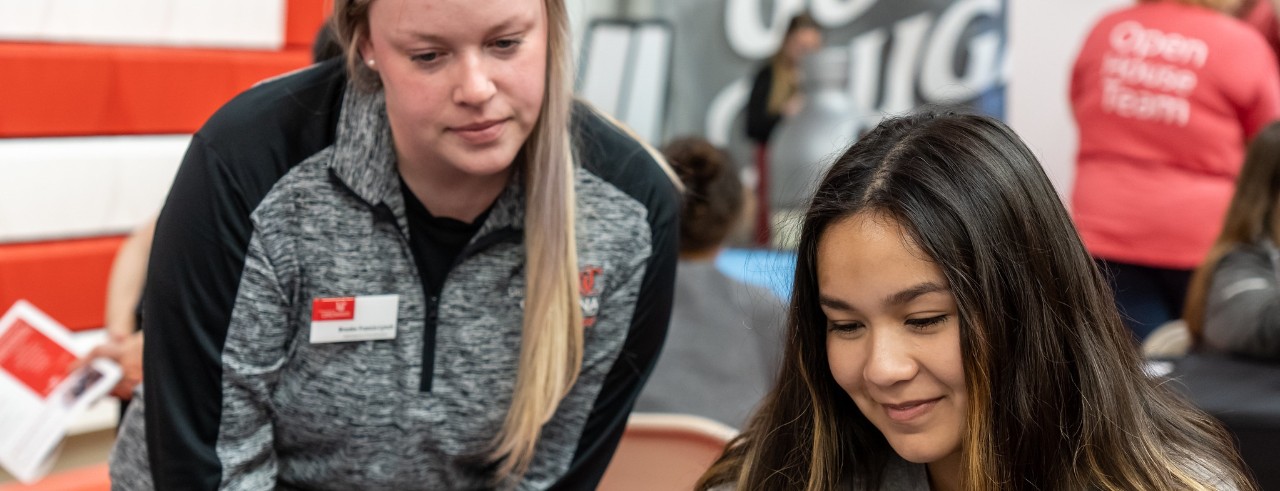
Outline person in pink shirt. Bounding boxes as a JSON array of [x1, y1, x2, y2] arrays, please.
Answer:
[[1071, 0, 1280, 341], [1238, 0, 1280, 64]]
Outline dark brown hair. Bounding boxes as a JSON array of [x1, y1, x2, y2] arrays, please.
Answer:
[[786, 12, 819, 37], [1185, 120, 1280, 341], [663, 137, 745, 253], [311, 21, 343, 63], [698, 111, 1255, 491]]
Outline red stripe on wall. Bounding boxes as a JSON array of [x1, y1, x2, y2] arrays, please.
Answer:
[[0, 237, 124, 332], [286, 0, 333, 49], [0, 43, 312, 137]]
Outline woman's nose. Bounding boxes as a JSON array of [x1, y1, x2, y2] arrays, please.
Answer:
[[453, 55, 496, 106], [862, 329, 919, 387]]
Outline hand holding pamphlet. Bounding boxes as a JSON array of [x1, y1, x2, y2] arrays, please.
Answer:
[[0, 300, 121, 484]]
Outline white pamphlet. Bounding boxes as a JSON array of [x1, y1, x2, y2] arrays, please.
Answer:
[[0, 300, 121, 484]]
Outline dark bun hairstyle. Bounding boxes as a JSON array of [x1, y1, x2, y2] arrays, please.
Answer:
[[662, 137, 745, 253]]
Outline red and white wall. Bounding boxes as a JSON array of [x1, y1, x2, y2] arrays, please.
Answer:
[[0, 0, 331, 334]]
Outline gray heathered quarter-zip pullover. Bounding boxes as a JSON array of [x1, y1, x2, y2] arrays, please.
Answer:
[[108, 58, 679, 490]]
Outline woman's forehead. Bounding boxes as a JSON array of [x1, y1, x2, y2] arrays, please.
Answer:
[[369, 0, 545, 39], [816, 214, 947, 301]]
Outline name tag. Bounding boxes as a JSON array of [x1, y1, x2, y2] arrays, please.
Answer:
[[309, 294, 399, 344]]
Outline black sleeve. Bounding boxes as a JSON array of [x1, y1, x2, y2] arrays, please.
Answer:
[[549, 148, 680, 490], [745, 64, 781, 145], [142, 135, 261, 490], [140, 62, 343, 490]]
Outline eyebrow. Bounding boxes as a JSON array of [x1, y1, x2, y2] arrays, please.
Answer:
[[818, 282, 949, 311], [404, 15, 534, 44]]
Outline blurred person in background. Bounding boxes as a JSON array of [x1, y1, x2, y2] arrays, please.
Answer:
[[75, 220, 153, 406], [1184, 120, 1280, 359], [1070, 0, 1280, 341], [634, 137, 785, 429], [744, 12, 822, 245], [1237, 0, 1280, 65]]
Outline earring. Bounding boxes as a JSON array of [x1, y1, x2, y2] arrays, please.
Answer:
[[366, 58, 376, 69]]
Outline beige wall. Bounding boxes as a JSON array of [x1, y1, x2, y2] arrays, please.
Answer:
[[1007, 0, 1128, 200]]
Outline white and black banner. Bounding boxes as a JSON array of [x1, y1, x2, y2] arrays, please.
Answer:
[[650, 0, 1007, 151]]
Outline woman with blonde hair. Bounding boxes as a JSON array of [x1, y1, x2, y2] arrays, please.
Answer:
[[1185, 121, 1280, 359], [744, 12, 822, 149], [108, 0, 679, 488], [744, 11, 822, 244], [698, 111, 1255, 490]]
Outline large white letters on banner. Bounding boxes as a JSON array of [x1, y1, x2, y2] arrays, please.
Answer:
[[724, 0, 807, 59], [810, 0, 876, 27], [880, 12, 933, 116], [690, 0, 1006, 148], [921, 0, 1003, 101], [707, 78, 752, 147], [848, 28, 887, 119]]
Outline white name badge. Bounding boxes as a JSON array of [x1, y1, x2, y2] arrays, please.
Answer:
[[309, 294, 399, 344]]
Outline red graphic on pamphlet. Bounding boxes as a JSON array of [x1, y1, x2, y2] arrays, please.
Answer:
[[0, 318, 77, 399], [312, 297, 356, 321]]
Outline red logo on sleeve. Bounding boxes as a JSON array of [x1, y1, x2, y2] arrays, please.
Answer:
[[579, 266, 604, 327], [579, 266, 603, 296], [312, 297, 356, 321]]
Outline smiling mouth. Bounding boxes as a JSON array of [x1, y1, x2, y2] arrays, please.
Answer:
[[882, 397, 942, 423]]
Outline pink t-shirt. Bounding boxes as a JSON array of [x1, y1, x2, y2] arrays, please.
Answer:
[[1071, 1, 1280, 269], [1241, 0, 1280, 63]]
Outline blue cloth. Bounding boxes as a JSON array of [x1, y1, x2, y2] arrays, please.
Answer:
[[1094, 258, 1192, 341], [716, 248, 796, 301]]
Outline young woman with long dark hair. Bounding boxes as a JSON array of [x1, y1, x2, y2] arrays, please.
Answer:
[[699, 112, 1254, 490]]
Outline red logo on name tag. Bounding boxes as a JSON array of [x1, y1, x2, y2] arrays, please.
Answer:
[[312, 297, 356, 321]]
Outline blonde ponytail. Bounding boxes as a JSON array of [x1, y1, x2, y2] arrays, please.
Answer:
[[490, 0, 583, 480]]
